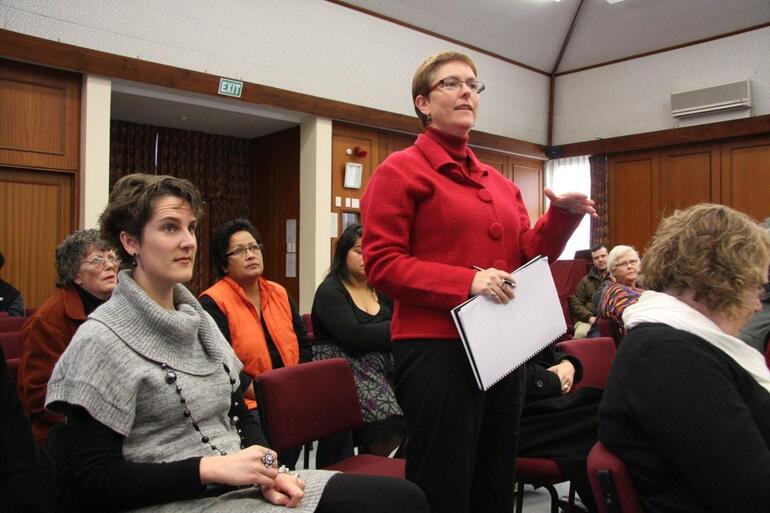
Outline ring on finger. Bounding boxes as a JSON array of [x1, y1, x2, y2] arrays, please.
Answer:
[[261, 451, 276, 469]]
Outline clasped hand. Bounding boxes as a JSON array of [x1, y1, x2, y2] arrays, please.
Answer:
[[199, 445, 305, 507], [547, 360, 576, 394]]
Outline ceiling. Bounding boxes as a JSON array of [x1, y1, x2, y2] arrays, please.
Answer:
[[110, 80, 301, 140], [339, 0, 770, 74], [111, 0, 770, 138]]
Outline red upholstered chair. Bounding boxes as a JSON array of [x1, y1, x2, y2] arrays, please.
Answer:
[[302, 313, 313, 341], [514, 457, 571, 513], [515, 337, 616, 512], [0, 311, 8, 317], [0, 331, 21, 382], [597, 318, 623, 346], [25, 307, 37, 317], [587, 442, 643, 513], [255, 358, 405, 477], [556, 337, 616, 391], [0, 316, 26, 333]]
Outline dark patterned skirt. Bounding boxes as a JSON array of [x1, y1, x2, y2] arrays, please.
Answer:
[[313, 344, 403, 425]]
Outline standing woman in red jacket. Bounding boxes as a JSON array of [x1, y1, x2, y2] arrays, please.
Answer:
[[360, 51, 595, 513]]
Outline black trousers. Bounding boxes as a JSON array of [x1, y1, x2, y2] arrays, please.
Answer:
[[315, 473, 429, 513], [393, 339, 526, 513]]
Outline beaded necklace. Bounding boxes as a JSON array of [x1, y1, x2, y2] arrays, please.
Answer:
[[160, 361, 243, 455]]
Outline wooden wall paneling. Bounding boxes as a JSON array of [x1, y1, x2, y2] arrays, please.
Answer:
[[509, 156, 544, 225], [0, 59, 80, 171], [251, 127, 301, 301], [0, 168, 75, 307], [331, 124, 380, 254], [608, 152, 660, 253], [659, 143, 720, 218], [473, 148, 507, 174], [379, 131, 416, 165], [720, 134, 770, 223]]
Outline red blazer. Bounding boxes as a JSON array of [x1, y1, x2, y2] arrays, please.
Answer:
[[18, 287, 86, 445], [361, 128, 582, 341]]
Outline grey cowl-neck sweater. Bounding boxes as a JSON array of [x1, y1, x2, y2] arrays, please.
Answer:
[[46, 270, 333, 512]]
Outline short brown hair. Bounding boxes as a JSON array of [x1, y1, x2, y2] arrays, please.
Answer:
[[412, 51, 478, 127], [99, 173, 204, 261], [641, 203, 770, 319]]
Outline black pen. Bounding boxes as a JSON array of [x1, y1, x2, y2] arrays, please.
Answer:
[[472, 266, 515, 288]]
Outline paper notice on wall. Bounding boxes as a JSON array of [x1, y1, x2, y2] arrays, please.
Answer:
[[330, 213, 338, 238], [351, 198, 360, 209], [285, 253, 297, 278], [286, 219, 297, 248]]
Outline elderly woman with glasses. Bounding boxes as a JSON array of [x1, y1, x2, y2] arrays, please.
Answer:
[[199, 219, 311, 467], [596, 245, 643, 336], [360, 50, 595, 513], [18, 229, 118, 446], [599, 204, 770, 513]]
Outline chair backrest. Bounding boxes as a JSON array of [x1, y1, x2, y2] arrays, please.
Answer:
[[0, 316, 26, 333], [255, 358, 362, 453], [302, 313, 313, 340], [0, 331, 22, 360], [556, 337, 616, 391], [588, 442, 643, 513], [550, 259, 590, 300]]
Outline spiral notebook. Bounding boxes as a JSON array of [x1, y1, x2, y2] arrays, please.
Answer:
[[451, 256, 566, 391]]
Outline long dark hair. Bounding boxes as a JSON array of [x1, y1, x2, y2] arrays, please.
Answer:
[[329, 223, 362, 282]]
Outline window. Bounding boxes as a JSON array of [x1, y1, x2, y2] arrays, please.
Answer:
[[544, 156, 591, 260]]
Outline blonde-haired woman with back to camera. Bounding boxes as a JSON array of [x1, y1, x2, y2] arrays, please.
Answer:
[[599, 204, 770, 513]]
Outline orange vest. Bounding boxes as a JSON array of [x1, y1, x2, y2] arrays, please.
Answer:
[[201, 276, 300, 408]]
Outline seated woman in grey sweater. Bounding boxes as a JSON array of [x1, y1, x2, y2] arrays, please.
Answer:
[[45, 173, 428, 513]]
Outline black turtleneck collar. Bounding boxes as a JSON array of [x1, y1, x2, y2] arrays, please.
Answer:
[[74, 283, 107, 316]]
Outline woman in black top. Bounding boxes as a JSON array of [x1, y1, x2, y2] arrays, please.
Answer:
[[311, 224, 404, 462], [519, 346, 599, 512], [599, 204, 770, 513]]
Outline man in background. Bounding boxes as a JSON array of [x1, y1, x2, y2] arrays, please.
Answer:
[[570, 244, 609, 339]]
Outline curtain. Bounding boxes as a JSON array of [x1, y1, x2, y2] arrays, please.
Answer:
[[589, 154, 609, 248], [545, 156, 591, 259], [110, 120, 255, 294]]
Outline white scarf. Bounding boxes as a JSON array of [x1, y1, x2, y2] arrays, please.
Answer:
[[623, 290, 770, 394]]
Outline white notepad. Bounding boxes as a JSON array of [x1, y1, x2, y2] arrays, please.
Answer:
[[451, 256, 566, 391]]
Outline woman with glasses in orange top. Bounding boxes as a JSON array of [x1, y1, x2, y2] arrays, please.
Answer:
[[18, 229, 119, 446], [200, 219, 311, 468], [361, 50, 595, 513]]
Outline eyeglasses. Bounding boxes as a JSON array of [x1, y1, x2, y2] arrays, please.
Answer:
[[82, 256, 121, 270], [429, 76, 486, 94], [226, 243, 263, 258], [613, 258, 639, 269]]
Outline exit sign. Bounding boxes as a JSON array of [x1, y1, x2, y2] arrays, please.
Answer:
[[218, 78, 243, 98]]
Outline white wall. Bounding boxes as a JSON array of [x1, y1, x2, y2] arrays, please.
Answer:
[[80, 74, 111, 229], [553, 27, 770, 145], [1, 0, 550, 144]]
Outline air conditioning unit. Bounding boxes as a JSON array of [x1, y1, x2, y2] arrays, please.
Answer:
[[671, 80, 751, 118]]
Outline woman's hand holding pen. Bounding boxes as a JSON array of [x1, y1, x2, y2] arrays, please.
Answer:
[[471, 267, 516, 304]]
